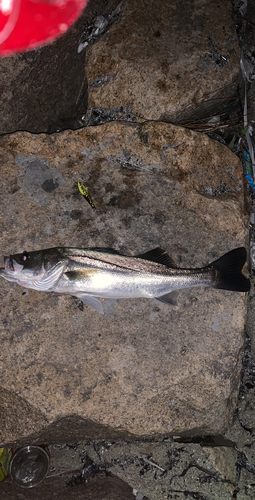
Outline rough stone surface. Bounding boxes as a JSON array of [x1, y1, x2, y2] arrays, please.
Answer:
[[0, 0, 121, 134], [1, 473, 135, 500], [85, 0, 241, 124], [0, 121, 248, 445]]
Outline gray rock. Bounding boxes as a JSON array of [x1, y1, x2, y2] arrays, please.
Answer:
[[85, 0, 241, 124], [0, 121, 248, 445]]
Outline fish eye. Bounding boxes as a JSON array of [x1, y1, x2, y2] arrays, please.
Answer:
[[22, 251, 30, 261]]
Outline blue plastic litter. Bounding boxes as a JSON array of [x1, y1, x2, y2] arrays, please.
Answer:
[[244, 148, 255, 190]]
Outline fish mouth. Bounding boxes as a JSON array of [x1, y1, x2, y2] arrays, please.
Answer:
[[4, 256, 24, 274]]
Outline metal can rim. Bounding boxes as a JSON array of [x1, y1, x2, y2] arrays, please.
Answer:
[[9, 445, 49, 488]]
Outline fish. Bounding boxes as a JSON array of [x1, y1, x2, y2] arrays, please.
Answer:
[[78, 181, 96, 209], [0, 246, 250, 314]]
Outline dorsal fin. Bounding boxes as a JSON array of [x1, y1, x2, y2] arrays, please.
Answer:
[[135, 247, 176, 268]]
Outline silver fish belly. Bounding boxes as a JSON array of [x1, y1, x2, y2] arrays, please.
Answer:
[[0, 246, 250, 314]]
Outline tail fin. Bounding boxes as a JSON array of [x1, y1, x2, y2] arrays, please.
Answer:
[[209, 247, 250, 292]]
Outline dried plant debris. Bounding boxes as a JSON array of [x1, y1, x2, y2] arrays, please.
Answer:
[[77, 2, 123, 54], [66, 455, 107, 487], [49, 105, 137, 133], [178, 96, 244, 135], [83, 106, 137, 127], [207, 36, 230, 69]]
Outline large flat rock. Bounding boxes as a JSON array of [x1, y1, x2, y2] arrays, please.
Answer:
[[0, 121, 248, 445], [85, 0, 241, 124]]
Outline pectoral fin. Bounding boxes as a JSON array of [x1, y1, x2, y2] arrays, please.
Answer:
[[74, 293, 104, 314]]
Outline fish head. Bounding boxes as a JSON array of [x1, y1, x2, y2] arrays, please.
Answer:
[[2, 250, 45, 283], [0, 248, 64, 288]]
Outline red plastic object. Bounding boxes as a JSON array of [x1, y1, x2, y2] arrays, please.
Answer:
[[0, 0, 89, 56]]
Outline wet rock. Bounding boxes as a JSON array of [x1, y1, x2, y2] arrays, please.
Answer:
[[85, 0, 241, 124], [0, 0, 121, 134], [0, 121, 248, 445]]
